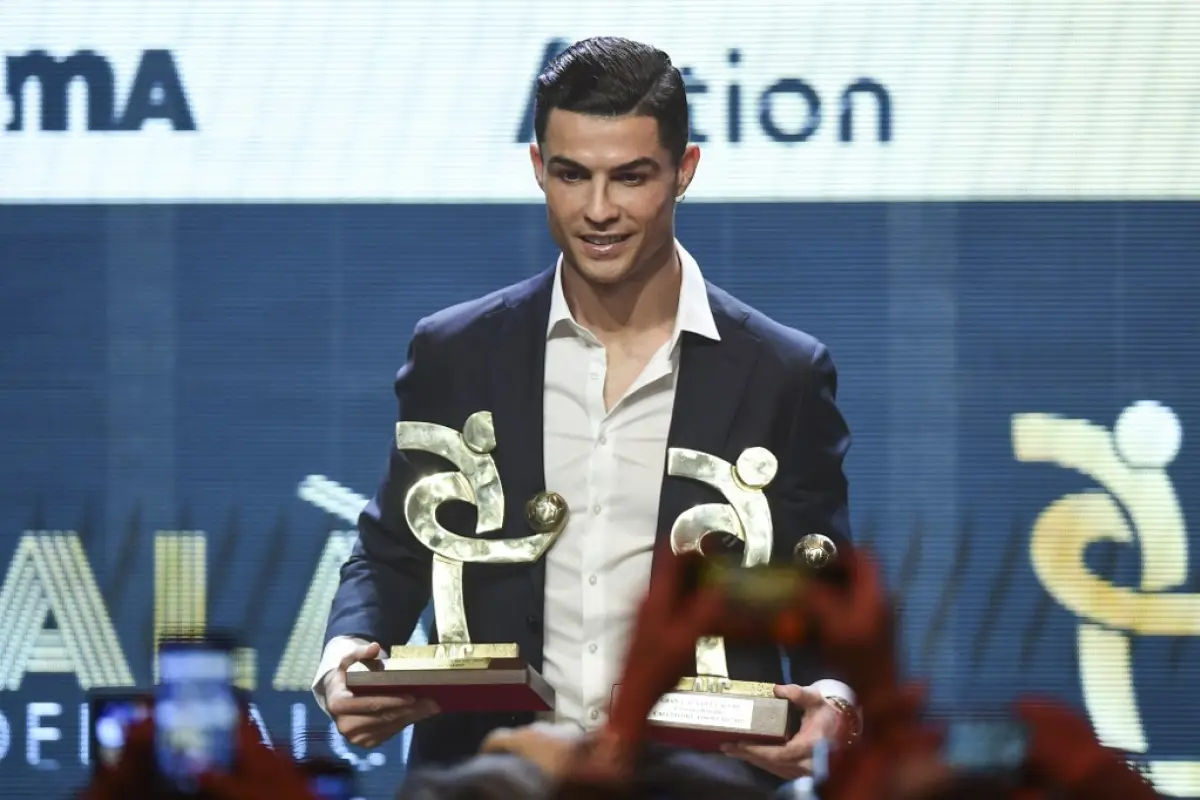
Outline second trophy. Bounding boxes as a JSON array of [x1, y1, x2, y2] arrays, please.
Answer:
[[634, 446, 800, 751]]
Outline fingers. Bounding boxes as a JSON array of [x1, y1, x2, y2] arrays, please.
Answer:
[[774, 683, 827, 710], [808, 547, 883, 618], [646, 548, 704, 614], [479, 726, 516, 753], [328, 693, 412, 718], [336, 695, 439, 719], [329, 690, 439, 750], [660, 586, 724, 656], [852, 550, 883, 604], [1014, 697, 1102, 764], [197, 771, 252, 800], [682, 585, 725, 633], [641, 544, 678, 608], [723, 742, 785, 761], [120, 716, 156, 760], [338, 641, 383, 673], [328, 687, 426, 716], [722, 742, 812, 779], [336, 699, 439, 748], [236, 715, 266, 751], [1015, 696, 1092, 734], [479, 724, 565, 755]]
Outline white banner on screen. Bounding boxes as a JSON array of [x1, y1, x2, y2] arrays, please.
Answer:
[[1, 0, 1197, 202]]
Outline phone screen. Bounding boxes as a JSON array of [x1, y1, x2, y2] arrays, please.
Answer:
[[90, 692, 153, 772], [154, 640, 239, 792], [309, 772, 357, 800], [301, 759, 359, 800], [942, 720, 1029, 772]]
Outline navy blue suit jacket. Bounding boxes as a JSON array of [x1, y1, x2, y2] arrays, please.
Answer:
[[324, 267, 853, 768]]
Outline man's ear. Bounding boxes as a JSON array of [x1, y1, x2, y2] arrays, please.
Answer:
[[675, 144, 701, 198], [530, 143, 546, 192]]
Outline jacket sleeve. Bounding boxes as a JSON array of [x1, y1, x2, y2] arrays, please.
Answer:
[[322, 321, 440, 652], [772, 343, 855, 689]]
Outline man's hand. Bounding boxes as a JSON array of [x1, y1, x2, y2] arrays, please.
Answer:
[[479, 721, 589, 780], [722, 684, 847, 780], [324, 641, 439, 749]]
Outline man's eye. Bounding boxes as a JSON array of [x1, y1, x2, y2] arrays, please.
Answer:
[[559, 171, 584, 183], [617, 174, 646, 185]]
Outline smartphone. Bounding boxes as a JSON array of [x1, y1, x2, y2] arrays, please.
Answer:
[[696, 556, 805, 606], [942, 719, 1029, 774], [89, 690, 153, 772], [154, 636, 240, 793], [300, 758, 359, 800]]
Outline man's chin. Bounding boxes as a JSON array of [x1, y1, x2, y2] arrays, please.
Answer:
[[570, 255, 635, 286]]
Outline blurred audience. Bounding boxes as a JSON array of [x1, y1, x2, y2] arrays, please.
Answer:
[[78, 542, 1161, 799], [81, 714, 321, 800]]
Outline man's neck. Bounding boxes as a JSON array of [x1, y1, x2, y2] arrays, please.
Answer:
[[562, 243, 681, 346]]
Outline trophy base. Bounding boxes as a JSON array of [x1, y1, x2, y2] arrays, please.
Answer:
[[345, 643, 554, 713], [631, 678, 799, 753]]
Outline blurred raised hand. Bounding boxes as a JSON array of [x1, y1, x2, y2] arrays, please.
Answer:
[[199, 715, 320, 800]]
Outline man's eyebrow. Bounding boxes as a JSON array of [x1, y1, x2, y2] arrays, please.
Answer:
[[546, 155, 588, 171], [545, 156, 661, 172], [609, 157, 661, 172]]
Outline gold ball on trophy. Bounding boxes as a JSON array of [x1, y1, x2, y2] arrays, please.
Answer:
[[795, 533, 837, 570], [526, 491, 569, 534], [734, 447, 779, 490], [463, 411, 497, 454]]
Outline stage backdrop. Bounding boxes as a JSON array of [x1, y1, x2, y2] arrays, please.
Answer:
[[1, 2, 1199, 798]]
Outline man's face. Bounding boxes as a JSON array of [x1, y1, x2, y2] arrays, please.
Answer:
[[531, 109, 699, 286]]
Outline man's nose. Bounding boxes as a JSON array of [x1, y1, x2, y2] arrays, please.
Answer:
[[584, 182, 619, 227]]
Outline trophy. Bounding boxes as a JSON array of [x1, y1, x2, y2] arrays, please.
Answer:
[[346, 411, 568, 712], [633, 446, 835, 751]]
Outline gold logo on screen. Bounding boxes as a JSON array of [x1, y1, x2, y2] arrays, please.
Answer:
[[1013, 401, 1200, 797]]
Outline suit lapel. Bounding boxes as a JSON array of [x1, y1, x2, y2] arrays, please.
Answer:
[[654, 286, 760, 549], [484, 272, 759, 585], [485, 268, 554, 588]]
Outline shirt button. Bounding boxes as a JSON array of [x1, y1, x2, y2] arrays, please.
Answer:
[[592, 504, 601, 515], [598, 434, 608, 445], [588, 575, 597, 586], [589, 708, 600, 721], [588, 643, 598, 654]]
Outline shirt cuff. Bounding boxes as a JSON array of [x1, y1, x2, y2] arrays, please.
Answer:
[[311, 635, 371, 716], [809, 679, 857, 706], [774, 776, 817, 800], [810, 679, 863, 732]]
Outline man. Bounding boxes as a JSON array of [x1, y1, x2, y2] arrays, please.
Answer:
[[313, 36, 857, 781]]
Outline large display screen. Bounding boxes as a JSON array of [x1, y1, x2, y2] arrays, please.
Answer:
[[1, 2, 1198, 797]]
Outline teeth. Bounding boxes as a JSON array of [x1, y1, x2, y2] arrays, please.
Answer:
[[583, 235, 626, 245]]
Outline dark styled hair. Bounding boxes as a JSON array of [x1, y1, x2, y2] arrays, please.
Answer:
[[533, 37, 689, 164]]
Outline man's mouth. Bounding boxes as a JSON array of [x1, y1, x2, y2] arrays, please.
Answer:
[[580, 234, 632, 246]]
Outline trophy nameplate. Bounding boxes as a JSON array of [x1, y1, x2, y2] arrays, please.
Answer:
[[638, 446, 801, 752], [346, 411, 567, 712]]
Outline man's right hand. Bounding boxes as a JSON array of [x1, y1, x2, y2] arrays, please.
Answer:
[[324, 641, 440, 749]]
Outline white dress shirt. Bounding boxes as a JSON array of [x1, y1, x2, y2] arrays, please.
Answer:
[[313, 242, 854, 727], [538, 242, 720, 728]]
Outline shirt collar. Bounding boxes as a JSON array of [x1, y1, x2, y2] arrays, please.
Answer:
[[546, 239, 721, 347]]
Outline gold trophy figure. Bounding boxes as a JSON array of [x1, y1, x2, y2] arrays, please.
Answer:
[[346, 411, 567, 712], [638, 446, 803, 750]]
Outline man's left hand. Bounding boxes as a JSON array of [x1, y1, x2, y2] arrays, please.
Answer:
[[722, 684, 850, 780]]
